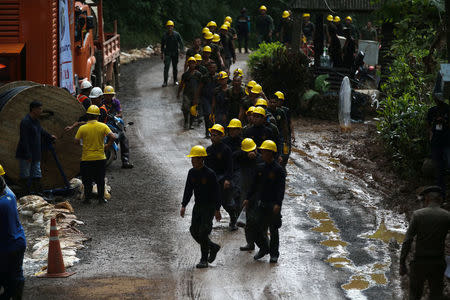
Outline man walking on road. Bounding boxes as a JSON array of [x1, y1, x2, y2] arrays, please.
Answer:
[[181, 145, 222, 268], [255, 5, 274, 44], [74, 105, 115, 204], [400, 186, 450, 300], [16, 101, 56, 195], [245, 140, 285, 263], [178, 57, 202, 130], [161, 20, 184, 87], [205, 124, 238, 230], [236, 8, 250, 53], [0, 164, 26, 300]]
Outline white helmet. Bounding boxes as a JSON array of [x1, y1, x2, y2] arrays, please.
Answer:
[[89, 87, 103, 98], [80, 80, 92, 90]]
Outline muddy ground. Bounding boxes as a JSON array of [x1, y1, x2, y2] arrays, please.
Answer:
[[20, 55, 448, 299]]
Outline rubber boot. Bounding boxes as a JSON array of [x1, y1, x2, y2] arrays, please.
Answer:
[[19, 178, 30, 197], [196, 249, 209, 268], [13, 281, 24, 300], [207, 242, 220, 263], [31, 178, 44, 196]]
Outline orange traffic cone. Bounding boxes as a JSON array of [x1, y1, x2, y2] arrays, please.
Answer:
[[38, 218, 75, 278]]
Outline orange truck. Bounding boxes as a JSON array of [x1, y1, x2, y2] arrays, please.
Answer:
[[0, 0, 120, 93]]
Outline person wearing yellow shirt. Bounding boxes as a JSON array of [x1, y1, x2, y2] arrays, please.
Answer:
[[74, 105, 115, 204]]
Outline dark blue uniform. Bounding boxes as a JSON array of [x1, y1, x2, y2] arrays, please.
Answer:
[[243, 123, 282, 154], [0, 185, 26, 299], [182, 166, 220, 262], [205, 142, 237, 226], [247, 160, 286, 257]]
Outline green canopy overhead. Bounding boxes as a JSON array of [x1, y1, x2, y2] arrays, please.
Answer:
[[290, 0, 380, 12]]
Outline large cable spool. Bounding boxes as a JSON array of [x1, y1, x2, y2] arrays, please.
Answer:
[[0, 82, 85, 188]]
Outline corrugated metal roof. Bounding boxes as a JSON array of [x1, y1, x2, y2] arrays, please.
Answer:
[[290, 0, 380, 11]]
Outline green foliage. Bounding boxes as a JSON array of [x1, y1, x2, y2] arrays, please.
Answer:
[[314, 74, 330, 93], [248, 42, 312, 114], [375, 0, 445, 177], [103, 0, 291, 49]]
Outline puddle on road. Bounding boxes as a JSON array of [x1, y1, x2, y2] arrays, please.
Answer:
[[308, 208, 392, 294], [342, 275, 370, 290], [366, 219, 405, 244]]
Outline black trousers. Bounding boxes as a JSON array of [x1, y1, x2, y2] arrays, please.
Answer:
[[118, 132, 130, 163], [189, 203, 218, 261], [409, 259, 445, 300], [252, 206, 282, 257], [80, 159, 106, 200], [163, 53, 178, 83], [219, 181, 237, 225], [237, 32, 249, 52], [431, 144, 449, 198], [0, 249, 25, 300]]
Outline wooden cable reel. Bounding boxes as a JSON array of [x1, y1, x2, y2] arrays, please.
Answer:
[[0, 82, 84, 188]]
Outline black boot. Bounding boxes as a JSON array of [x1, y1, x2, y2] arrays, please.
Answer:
[[121, 160, 134, 169], [18, 178, 30, 197], [31, 178, 44, 196], [253, 249, 269, 260], [196, 249, 209, 268], [240, 244, 255, 251], [208, 243, 220, 263], [13, 280, 24, 300]]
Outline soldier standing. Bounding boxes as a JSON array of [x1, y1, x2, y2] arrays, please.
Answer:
[[400, 186, 450, 300], [181, 145, 222, 268]]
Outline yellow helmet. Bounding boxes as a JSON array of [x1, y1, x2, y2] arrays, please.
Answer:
[[86, 105, 100, 115], [274, 91, 285, 100], [224, 21, 231, 27], [241, 138, 257, 152], [212, 33, 221, 42], [227, 118, 242, 128], [225, 16, 232, 23], [187, 56, 196, 62], [303, 13, 310, 18], [203, 45, 212, 52], [209, 124, 225, 135], [204, 32, 214, 40], [327, 15, 333, 22], [202, 27, 210, 34], [259, 140, 277, 152], [0, 164, 5, 176], [187, 145, 207, 157], [218, 71, 228, 80], [253, 106, 266, 117], [166, 20, 174, 26], [255, 98, 268, 107], [334, 16, 341, 23], [194, 54, 202, 61], [220, 24, 228, 30], [233, 68, 243, 77], [103, 85, 115, 95], [346, 16, 352, 22], [251, 84, 263, 94], [246, 106, 255, 115], [282, 11, 290, 18], [190, 105, 198, 117], [259, 5, 267, 11], [207, 21, 217, 27]]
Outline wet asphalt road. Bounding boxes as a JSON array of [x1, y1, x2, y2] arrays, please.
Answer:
[[24, 54, 406, 299]]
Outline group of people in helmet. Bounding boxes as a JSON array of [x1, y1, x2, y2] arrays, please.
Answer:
[[177, 44, 293, 268], [65, 81, 133, 204]]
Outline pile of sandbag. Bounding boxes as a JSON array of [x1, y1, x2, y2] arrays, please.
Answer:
[[17, 194, 87, 268], [120, 44, 161, 65]]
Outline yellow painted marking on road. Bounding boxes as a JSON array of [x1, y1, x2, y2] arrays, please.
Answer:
[[366, 219, 405, 243], [342, 275, 370, 290]]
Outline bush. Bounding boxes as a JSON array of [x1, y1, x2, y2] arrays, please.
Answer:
[[248, 42, 312, 114]]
